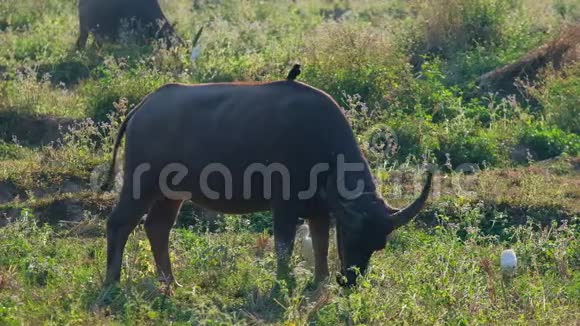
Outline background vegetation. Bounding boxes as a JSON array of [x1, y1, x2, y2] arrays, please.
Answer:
[[0, 0, 578, 324]]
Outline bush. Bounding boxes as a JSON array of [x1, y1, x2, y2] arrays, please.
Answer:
[[79, 59, 175, 120], [519, 126, 580, 160], [530, 63, 580, 134], [389, 118, 440, 162], [438, 133, 501, 167], [0, 69, 84, 118], [405, 0, 550, 86], [301, 22, 411, 104], [0, 140, 27, 160], [554, 0, 580, 21], [0, 0, 44, 29], [411, 0, 518, 56]]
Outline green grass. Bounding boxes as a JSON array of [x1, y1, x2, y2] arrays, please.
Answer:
[[0, 214, 577, 324], [0, 0, 579, 324], [0, 158, 577, 324]]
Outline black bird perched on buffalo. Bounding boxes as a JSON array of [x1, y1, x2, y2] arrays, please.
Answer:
[[76, 0, 183, 49], [287, 64, 301, 81]]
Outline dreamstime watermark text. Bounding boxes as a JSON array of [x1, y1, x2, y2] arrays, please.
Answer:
[[91, 155, 480, 201]]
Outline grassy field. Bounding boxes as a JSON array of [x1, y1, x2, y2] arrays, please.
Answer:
[[0, 0, 579, 324]]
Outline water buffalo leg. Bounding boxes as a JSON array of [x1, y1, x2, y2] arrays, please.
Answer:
[[272, 207, 298, 284], [144, 198, 183, 285], [309, 216, 330, 283], [104, 190, 150, 285], [76, 26, 89, 50]]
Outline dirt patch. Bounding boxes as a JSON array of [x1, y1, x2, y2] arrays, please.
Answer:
[[30, 175, 88, 199], [476, 24, 580, 96], [0, 65, 8, 80], [0, 192, 116, 225], [44, 198, 85, 223], [35, 60, 92, 87], [0, 192, 224, 229], [0, 111, 78, 146], [0, 174, 92, 210], [416, 199, 577, 238], [0, 181, 20, 204], [570, 157, 580, 170]]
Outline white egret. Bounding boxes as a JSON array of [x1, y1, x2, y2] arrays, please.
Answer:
[[500, 249, 517, 275], [297, 223, 314, 269]]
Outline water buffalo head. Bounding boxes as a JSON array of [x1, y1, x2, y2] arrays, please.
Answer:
[[329, 171, 433, 286]]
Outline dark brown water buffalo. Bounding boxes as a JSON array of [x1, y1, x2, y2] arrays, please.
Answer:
[[76, 0, 181, 49], [102, 79, 433, 287], [476, 24, 580, 96]]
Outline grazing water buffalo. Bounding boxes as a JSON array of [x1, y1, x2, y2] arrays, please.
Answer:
[[76, 0, 181, 49], [102, 79, 432, 287], [476, 24, 580, 96]]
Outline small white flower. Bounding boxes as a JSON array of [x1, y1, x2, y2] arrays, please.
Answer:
[[500, 249, 517, 275]]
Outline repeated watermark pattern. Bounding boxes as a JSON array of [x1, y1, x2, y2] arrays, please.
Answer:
[[89, 126, 481, 201], [91, 156, 479, 202]]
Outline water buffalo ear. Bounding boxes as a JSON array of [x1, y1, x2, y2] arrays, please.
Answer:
[[328, 194, 363, 230]]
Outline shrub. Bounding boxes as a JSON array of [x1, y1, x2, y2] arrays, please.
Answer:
[[79, 59, 174, 120], [389, 118, 440, 163], [411, 0, 518, 56], [0, 140, 27, 160], [407, 59, 467, 121], [437, 133, 501, 167], [554, 0, 580, 21], [519, 126, 580, 160], [0, 69, 84, 118], [405, 0, 551, 86], [301, 22, 411, 104], [0, 3, 77, 61], [530, 63, 580, 134], [0, 0, 43, 29]]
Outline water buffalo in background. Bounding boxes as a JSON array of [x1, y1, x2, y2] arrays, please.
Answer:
[[101, 78, 433, 287], [476, 24, 579, 96], [76, 0, 182, 49]]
